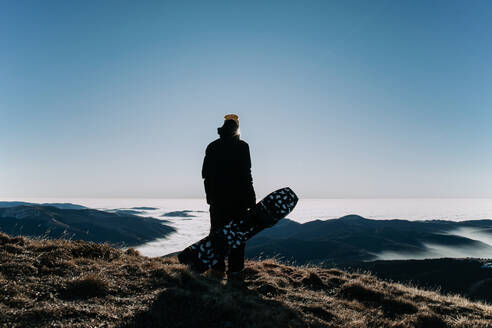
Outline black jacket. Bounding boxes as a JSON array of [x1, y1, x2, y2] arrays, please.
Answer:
[[202, 135, 256, 209]]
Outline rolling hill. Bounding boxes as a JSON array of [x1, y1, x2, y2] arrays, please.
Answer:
[[247, 215, 492, 265], [0, 205, 174, 247]]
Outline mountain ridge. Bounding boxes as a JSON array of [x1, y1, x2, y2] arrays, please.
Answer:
[[247, 216, 492, 264], [0, 205, 175, 246], [0, 201, 88, 210]]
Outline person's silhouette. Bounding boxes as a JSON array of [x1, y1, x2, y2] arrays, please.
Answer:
[[202, 114, 256, 274]]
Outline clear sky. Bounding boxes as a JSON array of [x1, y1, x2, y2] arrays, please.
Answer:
[[1, 0, 491, 199]]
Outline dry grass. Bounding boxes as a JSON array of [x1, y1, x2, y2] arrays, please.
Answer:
[[0, 231, 491, 328]]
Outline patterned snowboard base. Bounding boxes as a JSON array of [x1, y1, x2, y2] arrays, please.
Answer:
[[178, 187, 298, 273]]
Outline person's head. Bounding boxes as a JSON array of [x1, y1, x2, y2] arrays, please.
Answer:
[[218, 114, 240, 138]]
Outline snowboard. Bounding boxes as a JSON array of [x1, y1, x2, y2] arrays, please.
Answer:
[[178, 187, 298, 273]]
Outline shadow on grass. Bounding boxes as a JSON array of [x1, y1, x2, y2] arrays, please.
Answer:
[[121, 272, 305, 328]]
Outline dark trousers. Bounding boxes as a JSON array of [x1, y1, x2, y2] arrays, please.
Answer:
[[209, 205, 246, 273]]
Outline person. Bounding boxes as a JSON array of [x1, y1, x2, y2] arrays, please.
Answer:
[[202, 114, 256, 274]]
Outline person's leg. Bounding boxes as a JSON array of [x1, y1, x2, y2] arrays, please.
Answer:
[[226, 206, 247, 273], [227, 244, 245, 273], [209, 205, 226, 272]]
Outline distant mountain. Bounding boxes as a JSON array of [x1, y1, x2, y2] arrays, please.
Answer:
[[0, 201, 87, 210], [162, 210, 206, 217], [0, 205, 175, 246], [246, 215, 492, 265], [107, 209, 144, 215]]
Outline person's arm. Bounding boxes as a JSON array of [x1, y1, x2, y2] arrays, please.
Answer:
[[241, 143, 256, 208], [202, 145, 213, 205]]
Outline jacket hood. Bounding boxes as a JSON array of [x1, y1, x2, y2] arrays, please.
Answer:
[[218, 119, 239, 139]]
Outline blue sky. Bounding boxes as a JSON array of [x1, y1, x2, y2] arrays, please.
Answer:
[[1, 0, 491, 199]]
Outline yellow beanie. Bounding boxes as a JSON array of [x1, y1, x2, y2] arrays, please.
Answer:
[[224, 114, 239, 127]]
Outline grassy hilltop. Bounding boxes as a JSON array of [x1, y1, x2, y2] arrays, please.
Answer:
[[0, 232, 491, 328]]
